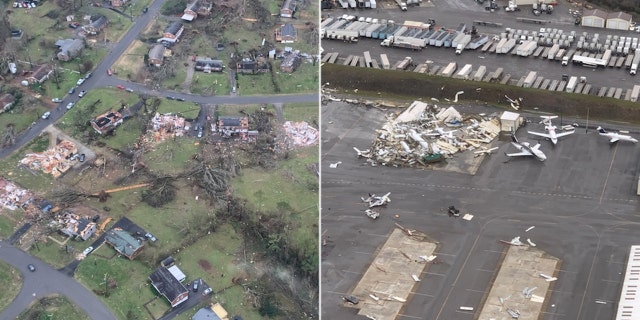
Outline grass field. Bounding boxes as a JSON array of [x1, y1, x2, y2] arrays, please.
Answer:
[[0, 260, 22, 313], [190, 72, 230, 96], [16, 295, 90, 320], [112, 40, 148, 80], [0, 133, 54, 192], [142, 138, 200, 176], [157, 100, 201, 120], [0, 101, 49, 136], [282, 103, 319, 123], [29, 238, 79, 269]]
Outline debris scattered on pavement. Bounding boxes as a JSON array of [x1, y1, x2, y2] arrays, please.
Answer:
[[525, 226, 535, 232], [361, 193, 391, 208], [329, 161, 342, 168], [527, 238, 537, 247], [539, 273, 558, 282], [462, 213, 474, 221], [364, 209, 379, 219]]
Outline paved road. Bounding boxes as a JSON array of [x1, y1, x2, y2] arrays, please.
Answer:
[[0, 241, 116, 320], [321, 102, 640, 319]]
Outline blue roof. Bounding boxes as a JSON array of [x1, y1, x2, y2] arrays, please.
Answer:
[[192, 308, 221, 320]]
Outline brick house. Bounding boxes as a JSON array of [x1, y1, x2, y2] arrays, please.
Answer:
[[148, 44, 166, 66], [110, 0, 127, 7], [149, 267, 189, 307], [280, 0, 296, 18], [194, 57, 223, 72]]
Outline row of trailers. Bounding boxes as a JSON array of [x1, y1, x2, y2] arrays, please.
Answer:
[[321, 17, 490, 52], [321, 50, 640, 103], [335, 0, 377, 9]]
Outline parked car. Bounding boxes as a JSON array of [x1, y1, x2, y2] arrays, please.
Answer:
[[41, 111, 51, 119], [165, 96, 175, 100], [27, 264, 36, 272], [203, 287, 212, 295], [145, 232, 157, 242], [66, 102, 74, 110], [68, 86, 76, 94], [125, 88, 134, 92], [116, 85, 125, 90], [51, 98, 62, 103], [107, 69, 112, 76], [142, 7, 148, 13], [192, 280, 199, 292], [78, 90, 86, 98], [176, 97, 185, 101], [197, 130, 203, 138], [84, 72, 92, 79], [68, 22, 79, 29], [76, 78, 85, 86], [79, 153, 85, 162], [82, 246, 94, 255]]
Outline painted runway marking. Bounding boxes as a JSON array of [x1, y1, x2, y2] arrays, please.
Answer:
[[353, 251, 372, 255], [424, 272, 446, 277], [410, 292, 435, 298], [476, 268, 495, 273], [465, 288, 487, 294], [397, 314, 423, 319], [600, 279, 620, 283], [340, 269, 361, 275]]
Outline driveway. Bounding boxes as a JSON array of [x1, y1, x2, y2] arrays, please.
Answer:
[[0, 241, 116, 320]]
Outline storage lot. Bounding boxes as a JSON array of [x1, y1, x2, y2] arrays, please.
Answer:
[[321, 102, 640, 319]]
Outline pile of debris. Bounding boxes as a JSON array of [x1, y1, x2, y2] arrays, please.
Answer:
[[355, 101, 501, 167], [0, 178, 33, 210], [282, 121, 318, 147], [20, 140, 78, 178], [144, 113, 188, 144]]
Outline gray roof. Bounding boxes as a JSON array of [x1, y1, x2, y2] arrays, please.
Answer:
[[89, 15, 108, 29], [281, 23, 296, 37], [55, 39, 84, 57], [607, 11, 632, 21], [105, 229, 143, 258], [192, 308, 222, 320], [149, 267, 188, 305], [165, 21, 183, 35], [583, 9, 607, 19], [219, 117, 243, 126], [149, 44, 166, 60]]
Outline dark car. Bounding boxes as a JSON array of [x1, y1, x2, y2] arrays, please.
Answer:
[[28, 264, 36, 272], [192, 280, 199, 292], [68, 22, 79, 29], [142, 7, 148, 13], [166, 96, 175, 100], [68, 86, 76, 94], [79, 154, 85, 162], [176, 97, 185, 101]]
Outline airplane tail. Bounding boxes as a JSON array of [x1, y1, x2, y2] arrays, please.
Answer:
[[511, 133, 519, 144]]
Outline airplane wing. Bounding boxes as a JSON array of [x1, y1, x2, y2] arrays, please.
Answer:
[[610, 137, 620, 143], [506, 150, 533, 157], [555, 130, 574, 138], [530, 143, 541, 151], [527, 131, 550, 139]]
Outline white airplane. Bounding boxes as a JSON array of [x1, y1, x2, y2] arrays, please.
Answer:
[[597, 126, 638, 144], [353, 147, 371, 158], [473, 146, 499, 157], [361, 192, 391, 208], [527, 116, 574, 145], [505, 135, 547, 161]]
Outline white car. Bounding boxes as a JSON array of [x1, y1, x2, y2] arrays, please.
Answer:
[[78, 90, 86, 98], [82, 246, 94, 255], [66, 102, 74, 110], [51, 98, 62, 103], [76, 78, 85, 86], [41, 111, 51, 119]]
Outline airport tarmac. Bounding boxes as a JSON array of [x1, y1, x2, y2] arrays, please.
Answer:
[[321, 101, 640, 319]]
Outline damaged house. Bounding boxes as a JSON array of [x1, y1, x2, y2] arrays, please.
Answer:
[[148, 44, 167, 66], [181, 0, 212, 21], [0, 178, 33, 211], [90, 110, 125, 134], [59, 213, 97, 241], [280, 0, 296, 18], [83, 15, 108, 35], [194, 57, 223, 73], [217, 116, 249, 137], [279, 52, 302, 73], [157, 21, 184, 46], [0, 93, 16, 112], [149, 267, 189, 307], [105, 228, 144, 259], [25, 64, 53, 84], [20, 140, 78, 178], [236, 57, 269, 74], [55, 39, 84, 61]]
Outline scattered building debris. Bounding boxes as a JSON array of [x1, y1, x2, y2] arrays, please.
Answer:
[[282, 121, 318, 147], [20, 140, 79, 178], [527, 238, 537, 247], [0, 178, 33, 210], [329, 161, 342, 168], [143, 113, 188, 144], [523, 286, 537, 299], [501, 236, 524, 246], [347, 100, 500, 167], [364, 209, 379, 219], [539, 273, 558, 282], [525, 226, 535, 232], [462, 213, 474, 221]]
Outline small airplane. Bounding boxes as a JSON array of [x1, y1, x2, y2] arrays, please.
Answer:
[[361, 192, 391, 208], [527, 116, 574, 145], [473, 146, 499, 157], [596, 126, 638, 144], [505, 135, 547, 161], [353, 147, 371, 158]]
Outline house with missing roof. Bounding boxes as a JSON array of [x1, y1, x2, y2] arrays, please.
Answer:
[[236, 58, 269, 74], [275, 23, 297, 43], [192, 303, 230, 320], [104, 228, 144, 259], [149, 267, 189, 307], [194, 57, 223, 73], [182, 0, 213, 21], [279, 52, 302, 73], [90, 110, 125, 134], [25, 64, 53, 84], [217, 116, 249, 138], [59, 213, 97, 241], [0, 94, 15, 112], [280, 0, 296, 18], [83, 15, 108, 35]]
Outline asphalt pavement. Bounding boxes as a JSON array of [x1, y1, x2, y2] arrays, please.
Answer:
[[321, 101, 640, 319]]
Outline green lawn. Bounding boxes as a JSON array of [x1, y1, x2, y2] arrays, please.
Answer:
[[157, 100, 201, 119], [0, 214, 19, 240], [191, 72, 231, 96], [274, 61, 318, 93], [0, 102, 49, 136], [142, 138, 200, 176], [0, 260, 22, 313], [282, 103, 319, 123], [16, 295, 90, 320], [29, 238, 80, 269], [0, 134, 54, 193], [162, 67, 188, 91]]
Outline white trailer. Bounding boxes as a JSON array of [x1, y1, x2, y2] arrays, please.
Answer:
[[547, 44, 559, 60], [348, 0, 357, 8], [572, 55, 607, 68], [517, 41, 537, 56], [363, 51, 372, 67], [395, 0, 407, 10], [565, 76, 578, 92], [473, 65, 487, 81], [631, 85, 640, 102], [326, 29, 359, 42], [321, 18, 335, 29], [495, 38, 507, 53], [523, 71, 537, 88], [440, 62, 457, 77], [555, 48, 566, 61], [630, 52, 640, 75], [454, 64, 473, 79], [370, 0, 377, 8], [395, 56, 413, 70], [380, 54, 390, 69], [499, 38, 517, 54]]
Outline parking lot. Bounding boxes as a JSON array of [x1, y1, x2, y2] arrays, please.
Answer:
[[321, 0, 640, 90], [321, 102, 640, 319]]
